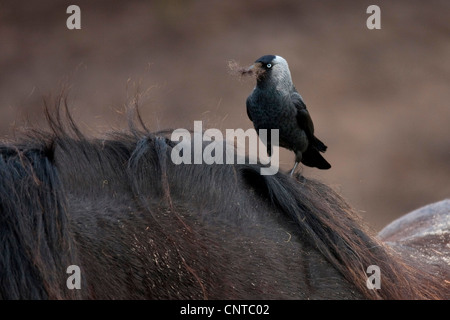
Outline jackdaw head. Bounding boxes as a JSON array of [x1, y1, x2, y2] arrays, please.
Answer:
[[244, 55, 292, 86]]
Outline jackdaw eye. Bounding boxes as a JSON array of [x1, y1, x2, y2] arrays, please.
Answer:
[[266, 63, 272, 68]]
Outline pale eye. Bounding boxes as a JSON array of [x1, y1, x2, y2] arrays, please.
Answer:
[[267, 63, 272, 68]]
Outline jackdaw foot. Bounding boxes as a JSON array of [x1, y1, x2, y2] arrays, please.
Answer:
[[290, 162, 299, 176]]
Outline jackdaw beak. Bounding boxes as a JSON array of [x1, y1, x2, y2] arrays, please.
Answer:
[[243, 62, 263, 77]]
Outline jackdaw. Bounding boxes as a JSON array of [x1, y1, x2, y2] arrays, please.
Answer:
[[244, 54, 331, 175]]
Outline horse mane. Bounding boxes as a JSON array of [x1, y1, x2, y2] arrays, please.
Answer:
[[0, 129, 82, 299], [244, 170, 447, 299], [0, 97, 446, 299]]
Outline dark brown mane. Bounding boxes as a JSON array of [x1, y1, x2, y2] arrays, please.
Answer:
[[239, 165, 447, 299], [0, 100, 447, 299]]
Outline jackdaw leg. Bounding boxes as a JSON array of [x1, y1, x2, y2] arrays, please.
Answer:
[[290, 162, 299, 176], [290, 151, 302, 176]]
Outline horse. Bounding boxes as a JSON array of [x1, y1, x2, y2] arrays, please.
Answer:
[[0, 102, 448, 299]]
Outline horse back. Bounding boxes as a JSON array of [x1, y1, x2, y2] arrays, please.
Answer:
[[379, 199, 450, 292]]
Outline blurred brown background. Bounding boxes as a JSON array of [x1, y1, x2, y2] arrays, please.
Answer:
[[1, 0, 449, 230]]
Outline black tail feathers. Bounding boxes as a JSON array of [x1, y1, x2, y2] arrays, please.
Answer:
[[301, 147, 331, 170], [313, 137, 328, 153]]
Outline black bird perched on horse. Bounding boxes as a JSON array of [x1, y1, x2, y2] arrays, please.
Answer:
[[244, 55, 331, 175], [0, 101, 448, 300]]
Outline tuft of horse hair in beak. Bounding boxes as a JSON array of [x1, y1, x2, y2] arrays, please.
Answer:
[[228, 61, 264, 78]]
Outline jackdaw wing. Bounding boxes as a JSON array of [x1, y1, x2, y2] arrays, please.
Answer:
[[292, 92, 328, 153], [292, 92, 315, 140]]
